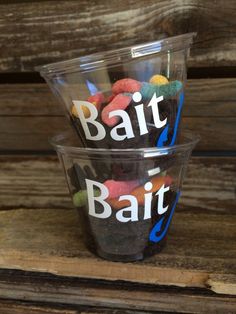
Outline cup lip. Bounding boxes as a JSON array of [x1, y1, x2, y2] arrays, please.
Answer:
[[50, 130, 200, 158], [36, 33, 196, 76]]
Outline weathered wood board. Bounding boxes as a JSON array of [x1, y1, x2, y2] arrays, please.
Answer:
[[1, 0, 236, 71], [0, 299, 166, 314], [1, 116, 235, 151], [1, 79, 236, 117], [0, 79, 236, 151], [0, 300, 80, 314], [0, 156, 235, 212], [0, 0, 235, 313], [0, 272, 236, 314], [0, 207, 235, 297]]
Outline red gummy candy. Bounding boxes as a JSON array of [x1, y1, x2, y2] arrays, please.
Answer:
[[87, 92, 105, 111], [108, 176, 173, 209], [106, 93, 116, 103], [101, 93, 132, 127], [112, 78, 142, 94], [104, 179, 140, 199]]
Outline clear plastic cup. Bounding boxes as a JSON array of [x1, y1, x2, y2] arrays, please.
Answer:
[[50, 130, 199, 262], [38, 33, 196, 149]]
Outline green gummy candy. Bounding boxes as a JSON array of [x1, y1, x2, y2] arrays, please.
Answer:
[[160, 171, 167, 177], [140, 80, 182, 99], [159, 80, 183, 98], [73, 189, 100, 207], [140, 82, 156, 99]]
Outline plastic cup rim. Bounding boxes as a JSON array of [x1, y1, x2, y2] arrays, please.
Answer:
[[36, 33, 196, 76], [49, 130, 200, 158]]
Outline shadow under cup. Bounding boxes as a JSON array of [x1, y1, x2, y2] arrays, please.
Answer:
[[50, 131, 199, 262], [38, 33, 196, 149]]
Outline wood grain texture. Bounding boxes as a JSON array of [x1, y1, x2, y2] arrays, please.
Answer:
[[180, 157, 236, 212], [0, 299, 153, 314], [0, 207, 235, 297], [0, 156, 235, 212], [0, 79, 236, 151], [0, 84, 61, 116], [184, 79, 236, 117], [208, 274, 236, 295], [0, 0, 236, 71], [183, 117, 236, 150], [0, 273, 236, 314], [1, 115, 235, 151], [0, 300, 78, 314], [0, 116, 68, 151], [0, 156, 71, 209], [1, 79, 236, 116]]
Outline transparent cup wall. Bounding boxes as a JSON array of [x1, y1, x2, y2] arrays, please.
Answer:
[[40, 33, 195, 149], [53, 131, 199, 262]]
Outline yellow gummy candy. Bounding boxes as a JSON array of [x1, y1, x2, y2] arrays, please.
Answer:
[[71, 105, 79, 117], [71, 102, 96, 118], [149, 74, 169, 85]]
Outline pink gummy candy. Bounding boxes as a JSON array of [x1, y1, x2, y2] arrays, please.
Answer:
[[165, 176, 172, 186], [112, 78, 142, 94], [106, 93, 116, 103], [87, 92, 105, 111], [101, 93, 132, 127], [104, 179, 140, 199]]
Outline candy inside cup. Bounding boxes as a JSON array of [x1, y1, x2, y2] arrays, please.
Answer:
[[50, 130, 199, 262], [38, 33, 196, 149]]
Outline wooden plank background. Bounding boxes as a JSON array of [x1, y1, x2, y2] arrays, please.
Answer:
[[0, 207, 235, 293], [0, 271, 235, 314], [0, 79, 235, 151], [1, 79, 236, 117], [0, 1, 236, 152], [0, 0, 236, 72], [0, 1, 236, 312], [0, 155, 235, 312], [0, 156, 235, 212], [0, 0, 236, 314]]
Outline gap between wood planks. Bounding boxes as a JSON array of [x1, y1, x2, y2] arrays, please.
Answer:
[[0, 67, 236, 84]]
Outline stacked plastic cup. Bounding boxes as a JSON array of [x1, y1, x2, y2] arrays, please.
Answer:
[[37, 33, 199, 262]]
